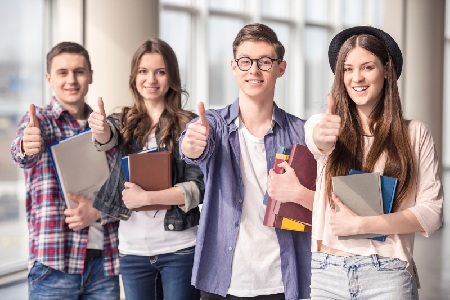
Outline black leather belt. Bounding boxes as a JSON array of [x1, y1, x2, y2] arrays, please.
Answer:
[[85, 249, 102, 261]]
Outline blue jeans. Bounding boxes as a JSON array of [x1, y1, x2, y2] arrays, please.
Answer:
[[28, 257, 119, 300], [119, 246, 200, 300], [310, 252, 418, 300]]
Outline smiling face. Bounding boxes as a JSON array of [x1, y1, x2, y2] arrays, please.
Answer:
[[231, 41, 286, 102], [45, 53, 92, 108], [135, 52, 170, 104], [343, 47, 386, 113]]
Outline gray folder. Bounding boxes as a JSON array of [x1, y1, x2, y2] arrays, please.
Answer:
[[332, 172, 384, 240]]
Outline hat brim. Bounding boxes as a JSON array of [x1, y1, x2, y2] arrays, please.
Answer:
[[328, 26, 403, 79]]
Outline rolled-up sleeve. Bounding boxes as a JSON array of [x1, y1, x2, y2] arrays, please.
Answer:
[[91, 119, 118, 151], [408, 122, 443, 237]]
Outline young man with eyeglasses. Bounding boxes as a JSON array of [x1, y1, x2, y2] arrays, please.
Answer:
[[180, 23, 313, 300], [11, 42, 120, 299]]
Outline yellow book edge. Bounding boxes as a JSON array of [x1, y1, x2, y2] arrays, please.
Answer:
[[280, 217, 308, 232]]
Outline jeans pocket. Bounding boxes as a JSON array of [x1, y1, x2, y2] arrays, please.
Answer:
[[377, 257, 407, 271], [173, 246, 195, 255], [119, 252, 128, 258], [29, 261, 52, 286], [311, 257, 326, 270]]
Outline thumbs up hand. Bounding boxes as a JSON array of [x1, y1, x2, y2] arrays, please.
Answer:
[[313, 94, 341, 152], [181, 102, 209, 159], [22, 104, 42, 155], [88, 97, 111, 144]]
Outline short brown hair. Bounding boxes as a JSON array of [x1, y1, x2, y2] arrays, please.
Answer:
[[232, 23, 285, 60], [46, 42, 92, 73]]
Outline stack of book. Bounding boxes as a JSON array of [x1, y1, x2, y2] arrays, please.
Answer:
[[263, 144, 317, 232], [332, 170, 397, 241]]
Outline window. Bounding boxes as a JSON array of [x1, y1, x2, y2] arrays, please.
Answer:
[[0, 0, 46, 275], [159, 0, 384, 118]]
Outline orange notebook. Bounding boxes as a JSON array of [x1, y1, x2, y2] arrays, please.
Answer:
[[128, 151, 172, 211]]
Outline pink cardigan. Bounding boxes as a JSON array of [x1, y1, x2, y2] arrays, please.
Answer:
[[305, 114, 443, 277]]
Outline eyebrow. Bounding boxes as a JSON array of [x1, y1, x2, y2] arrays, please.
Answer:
[[55, 67, 87, 72], [344, 61, 375, 66], [138, 67, 165, 70], [237, 53, 272, 58]]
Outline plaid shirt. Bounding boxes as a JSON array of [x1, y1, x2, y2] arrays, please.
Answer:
[[11, 97, 119, 276]]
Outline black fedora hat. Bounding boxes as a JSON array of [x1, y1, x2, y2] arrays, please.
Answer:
[[328, 26, 403, 79]]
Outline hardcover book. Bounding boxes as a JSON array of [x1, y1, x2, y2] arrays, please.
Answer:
[[263, 144, 317, 232], [348, 169, 398, 242], [332, 172, 384, 240], [127, 151, 173, 211]]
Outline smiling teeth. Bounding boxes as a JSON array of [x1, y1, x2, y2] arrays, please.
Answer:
[[353, 87, 368, 92], [249, 80, 262, 83]]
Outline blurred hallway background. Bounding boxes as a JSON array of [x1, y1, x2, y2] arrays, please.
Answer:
[[0, 0, 448, 299]]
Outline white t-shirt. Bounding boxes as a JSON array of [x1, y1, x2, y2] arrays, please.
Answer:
[[77, 119, 104, 250], [118, 133, 197, 256], [227, 117, 284, 297]]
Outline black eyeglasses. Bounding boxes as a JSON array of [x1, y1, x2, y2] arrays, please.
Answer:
[[234, 56, 282, 71]]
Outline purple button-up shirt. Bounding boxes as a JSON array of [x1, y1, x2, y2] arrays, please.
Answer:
[[180, 99, 311, 300]]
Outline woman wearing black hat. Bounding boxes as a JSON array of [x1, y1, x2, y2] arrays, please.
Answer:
[[304, 26, 443, 299]]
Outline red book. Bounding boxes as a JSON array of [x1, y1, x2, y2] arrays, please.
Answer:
[[263, 144, 317, 231], [274, 144, 316, 225]]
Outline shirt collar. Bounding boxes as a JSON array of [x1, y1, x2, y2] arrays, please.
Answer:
[[229, 97, 282, 130], [50, 97, 92, 120]]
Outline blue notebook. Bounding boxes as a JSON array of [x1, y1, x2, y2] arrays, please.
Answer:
[[121, 147, 158, 181], [349, 169, 398, 242]]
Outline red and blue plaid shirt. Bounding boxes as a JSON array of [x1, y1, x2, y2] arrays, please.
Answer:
[[11, 98, 119, 276]]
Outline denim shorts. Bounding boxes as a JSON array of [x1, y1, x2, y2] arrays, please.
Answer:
[[310, 252, 418, 300]]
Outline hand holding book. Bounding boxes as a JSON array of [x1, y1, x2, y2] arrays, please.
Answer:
[[329, 192, 362, 237], [122, 182, 152, 210]]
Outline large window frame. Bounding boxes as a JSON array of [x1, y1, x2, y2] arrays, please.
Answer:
[[160, 0, 383, 118]]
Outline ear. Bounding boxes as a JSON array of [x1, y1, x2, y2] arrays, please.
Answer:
[[89, 70, 94, 84], [45, 73, 52, 87], [231, 59, 238, 78], [277, 61, 287, 78]]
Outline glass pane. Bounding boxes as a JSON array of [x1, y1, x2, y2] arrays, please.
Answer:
[[443, 42, 450, 167], [262, 22, 290, 112], [209, 0, 242, 12], [160, 10, 192, 110], [261, 0, 289, 18], [0, 0, 43, 267], [343, 0, 363, 27], [305, 0, 328, 23], [208, 16, 244, 106], [160, 0, 190, 5], [304, 27, 331, 118]]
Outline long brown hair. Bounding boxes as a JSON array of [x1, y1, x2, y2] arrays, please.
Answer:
[[326, 34, 415, 212], [120, 39, 192, 154]]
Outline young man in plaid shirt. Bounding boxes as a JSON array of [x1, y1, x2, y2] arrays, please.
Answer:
[[11, 42, 120, 300]]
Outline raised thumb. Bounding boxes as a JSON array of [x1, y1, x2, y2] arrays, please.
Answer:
[[197, 102, 207, 127], [28, 104, 38, 127], [98, 97, 106, 116], [325, 94, 335, 116]]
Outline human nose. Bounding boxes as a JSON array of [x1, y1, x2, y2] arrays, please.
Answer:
[[249, 59, 260, 73], [352, 69, 364, 83], [67, 71, 76, 84], [147, 73, 157, 84]]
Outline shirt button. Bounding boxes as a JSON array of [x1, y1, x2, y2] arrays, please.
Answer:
[[228, 247, 232, 251], [239, 199, 243, 203], [168, 224, 174, 230], [234, 223, 239, 227]]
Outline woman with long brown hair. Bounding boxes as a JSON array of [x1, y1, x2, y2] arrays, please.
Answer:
[[305, 26, 443, 299], [88, 39, 202, 300]]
